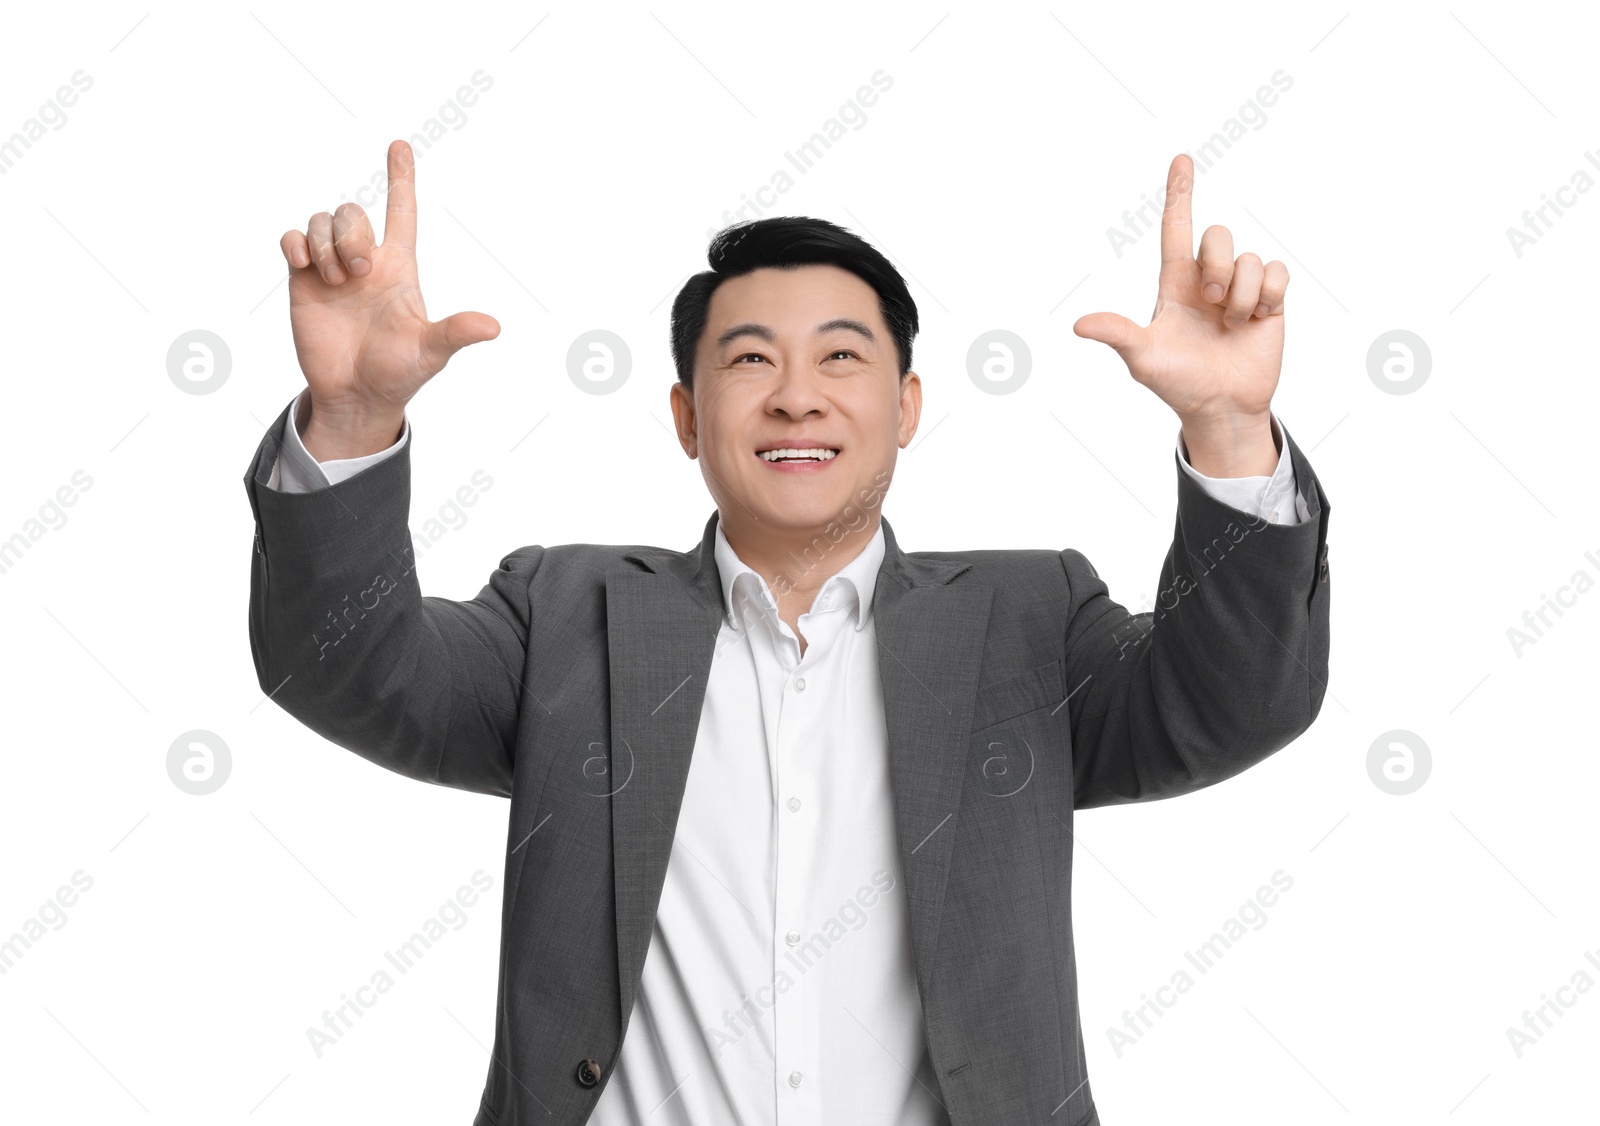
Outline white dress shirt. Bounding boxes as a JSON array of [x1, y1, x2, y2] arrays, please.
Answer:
[[265, 391, 1305, 1123]]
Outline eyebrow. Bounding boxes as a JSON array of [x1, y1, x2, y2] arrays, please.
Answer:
[[715, 318, 877, 351]]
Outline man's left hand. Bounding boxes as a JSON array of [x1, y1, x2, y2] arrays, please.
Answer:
[[1073, 153, 1289, 478]]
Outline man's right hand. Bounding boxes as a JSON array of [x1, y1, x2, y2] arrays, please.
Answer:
[[278, 139, 500, 461]]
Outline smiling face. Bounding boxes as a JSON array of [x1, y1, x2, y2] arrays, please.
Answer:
[[669, 264, 921, 552]]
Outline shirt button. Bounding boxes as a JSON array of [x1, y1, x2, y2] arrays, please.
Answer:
[[786, 929, 801, 945], [789, 1071, 803, 1087], [794, 677, 806, 691], [787, 797, 801, 812], [1268, 512, 1279, 524]]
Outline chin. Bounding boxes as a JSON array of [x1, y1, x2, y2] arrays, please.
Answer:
[[753, 491, 851, 529]]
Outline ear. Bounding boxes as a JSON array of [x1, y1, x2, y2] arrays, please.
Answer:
[[897, 371, 922, 448], [669, 381, 698, 457]]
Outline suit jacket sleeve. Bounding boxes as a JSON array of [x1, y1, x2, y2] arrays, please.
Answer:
[[1060, 424, 1332, 809], [243, 398, 540, 798]]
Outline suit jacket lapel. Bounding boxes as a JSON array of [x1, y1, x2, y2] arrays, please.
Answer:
[[868, 522, 993, 999], [606, 512, 725, 1032], [605, 511, 993, 1028]]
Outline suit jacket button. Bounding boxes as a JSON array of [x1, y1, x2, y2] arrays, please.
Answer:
[[576, 1058, 602, 1087]]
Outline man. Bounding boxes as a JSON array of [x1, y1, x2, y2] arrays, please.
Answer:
[[246, 140, 1330, 1125]]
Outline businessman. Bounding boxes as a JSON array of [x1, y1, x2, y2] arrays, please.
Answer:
[[246, 140, 1330, 1125]]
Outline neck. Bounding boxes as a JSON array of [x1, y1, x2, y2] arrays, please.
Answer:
[[720, 514, 882, 607]]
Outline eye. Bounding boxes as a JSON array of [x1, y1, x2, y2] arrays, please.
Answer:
[[827, 350, 860, 361], [733, 353, 768, 364]]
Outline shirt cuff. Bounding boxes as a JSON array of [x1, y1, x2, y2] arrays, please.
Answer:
[[1175, 412, 1309, 526], [266, 388, 411, 493]]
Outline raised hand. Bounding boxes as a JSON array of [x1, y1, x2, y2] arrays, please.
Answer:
[[1073, 154, 1288, 477], [278, 139, 500, 460]]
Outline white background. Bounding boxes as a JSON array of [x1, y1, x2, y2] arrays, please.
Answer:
[[0, 1, 1593, 1122]]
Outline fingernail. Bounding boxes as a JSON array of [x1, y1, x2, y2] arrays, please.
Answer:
[[1254, 303, 1269, 317], [1204, 284, 1223, 302], [1223, 315, 1243, 328], [349, 257, 369, 275]]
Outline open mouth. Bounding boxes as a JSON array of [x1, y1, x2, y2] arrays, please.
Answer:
[[756, 447, 840, 463]]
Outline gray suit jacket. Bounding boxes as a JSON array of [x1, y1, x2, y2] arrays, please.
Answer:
[[243, 400, 1331, 1125]]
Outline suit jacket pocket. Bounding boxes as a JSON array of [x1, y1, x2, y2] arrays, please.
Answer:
[[969, 658, 1064, 732]]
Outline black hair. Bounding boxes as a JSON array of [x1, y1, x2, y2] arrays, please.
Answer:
[[670, 216, 919, 393]]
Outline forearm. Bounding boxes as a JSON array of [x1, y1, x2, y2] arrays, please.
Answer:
[[1066, 439, 1331, 807], [245, 400, 530, 796]]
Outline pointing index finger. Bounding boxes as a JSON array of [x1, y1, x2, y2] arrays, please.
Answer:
[[1159, 153, 1194, 267], [384, 139, 417, 251]]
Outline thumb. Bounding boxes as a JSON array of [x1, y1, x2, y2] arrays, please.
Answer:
[[1072, 312, 1147, 362], [423, 310, 501, 370]]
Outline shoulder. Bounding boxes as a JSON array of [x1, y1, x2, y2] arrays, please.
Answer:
[[909, 546, 1073, 588], [492, 539, 669, 582], [905, 547, 1075, 627]]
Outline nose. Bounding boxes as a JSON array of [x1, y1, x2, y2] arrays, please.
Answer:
[[765, 361, 830, 420]]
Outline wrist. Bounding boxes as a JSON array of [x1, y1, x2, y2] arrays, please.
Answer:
[[298, 393, 407, 461], [1179, 410, 1277, 478]]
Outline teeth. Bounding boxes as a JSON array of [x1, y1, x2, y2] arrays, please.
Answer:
[[759, 448, 838, 462]]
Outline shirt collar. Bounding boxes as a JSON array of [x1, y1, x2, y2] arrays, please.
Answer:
[[714, 517, 886, 633]]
